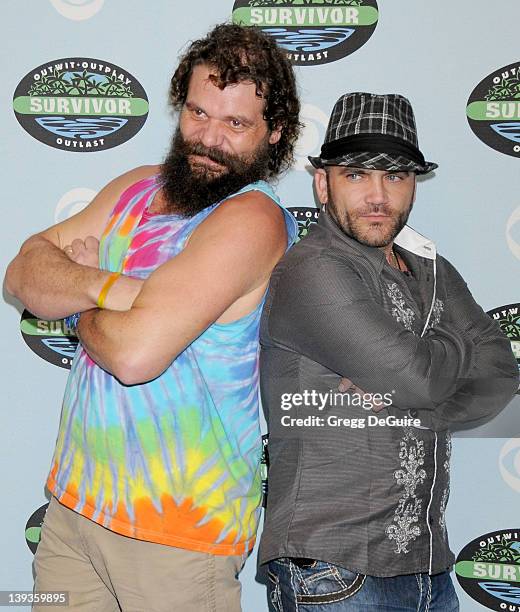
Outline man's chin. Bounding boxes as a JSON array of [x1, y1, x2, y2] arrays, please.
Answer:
[[351, 226, 398, 248]]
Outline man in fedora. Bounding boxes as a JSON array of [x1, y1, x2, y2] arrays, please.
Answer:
[[258, 92, 518, 610]]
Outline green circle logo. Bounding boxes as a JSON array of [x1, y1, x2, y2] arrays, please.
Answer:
[[25, 503, 49, 554], [20, 309, 78, 369], [455, 528, 520, 611], [232, 0, 378, 66], [13, 57, 149, 152], [467, 62, 520, 158]]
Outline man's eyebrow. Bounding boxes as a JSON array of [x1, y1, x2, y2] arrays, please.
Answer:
[[184, 101, 255, 127], [185, 100, 203, 111]]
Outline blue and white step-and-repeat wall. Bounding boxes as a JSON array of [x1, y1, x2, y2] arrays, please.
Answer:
[[2, 1, 519, 611]]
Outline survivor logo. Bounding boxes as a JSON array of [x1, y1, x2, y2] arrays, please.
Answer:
[[232, 0, 378, 66], [467, 62, 520, 158], [13, 58, 148, 152]]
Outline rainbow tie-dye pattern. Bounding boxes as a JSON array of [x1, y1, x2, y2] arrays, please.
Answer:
[[47, 175, 297, 555]]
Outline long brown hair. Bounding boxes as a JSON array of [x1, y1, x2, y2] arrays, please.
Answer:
[[169, 23, 302, 178]]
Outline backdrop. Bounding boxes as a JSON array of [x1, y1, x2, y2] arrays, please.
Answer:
[[2, 1, 519, 611]]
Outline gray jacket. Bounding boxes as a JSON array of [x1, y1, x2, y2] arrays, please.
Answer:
[[258, 210, 518, 576]]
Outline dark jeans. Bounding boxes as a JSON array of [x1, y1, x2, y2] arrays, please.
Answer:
[[267, 558, 459, 611]]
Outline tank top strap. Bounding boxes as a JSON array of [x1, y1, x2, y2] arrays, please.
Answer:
[[210, 180, 299, 250]]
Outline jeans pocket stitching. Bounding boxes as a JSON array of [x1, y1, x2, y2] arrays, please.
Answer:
[[301, 569, 335, 587], [296, 574, 366, 605], [267, 569, 278, 582], [292, 564, 310, 595], [267, 570, 283, 612], [330, 565, 349, 590]]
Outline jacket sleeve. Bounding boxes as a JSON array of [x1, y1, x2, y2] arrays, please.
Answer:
[[264, 254, 477, 411], [402, 257, 519, 431]]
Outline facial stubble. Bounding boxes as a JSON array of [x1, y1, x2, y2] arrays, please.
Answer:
[[326, 180, 414, 248]]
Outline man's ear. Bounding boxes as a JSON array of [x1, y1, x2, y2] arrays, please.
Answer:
[[268, 124, 282, 145], [314, 169, 328, 204]]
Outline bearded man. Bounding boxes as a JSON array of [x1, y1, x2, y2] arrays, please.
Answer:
[[5, 23, 300, 612], [259, 92, 518, 611]]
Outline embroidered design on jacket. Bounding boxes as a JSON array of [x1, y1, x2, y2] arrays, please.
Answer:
[[428, 298, 444, 329], [439, 432, 451, 536], [386, 427, 426, 554], [387, 283, 415, 331]]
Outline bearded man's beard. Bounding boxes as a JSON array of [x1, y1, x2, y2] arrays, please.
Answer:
[[159, 128, 272, 216]]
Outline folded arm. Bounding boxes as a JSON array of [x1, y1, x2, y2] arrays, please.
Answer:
[[4, 166, 154, 319], [402, 257, 518, 431], [265, 254, 477, 410], [265, 254, 518, 429], [76, 192, 288, 385]]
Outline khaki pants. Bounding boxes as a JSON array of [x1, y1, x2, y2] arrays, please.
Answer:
[[33, 497, 244, 612]]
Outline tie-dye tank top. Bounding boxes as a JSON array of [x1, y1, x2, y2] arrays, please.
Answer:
[[46, 175, 297, 555]]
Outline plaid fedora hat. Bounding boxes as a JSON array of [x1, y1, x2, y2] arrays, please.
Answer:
[[309, 92, 437, 174]]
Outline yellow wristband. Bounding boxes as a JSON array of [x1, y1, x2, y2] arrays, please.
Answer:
[[97, 272, 121, 309]]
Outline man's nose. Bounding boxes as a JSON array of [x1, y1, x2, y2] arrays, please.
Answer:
[[197, 119, 225, 149], [366, 175, 389, 204]]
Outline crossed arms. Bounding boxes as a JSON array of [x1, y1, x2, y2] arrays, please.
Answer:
[[5, 167, 151, 319], [5, 166, 288, 385], [264, 254, 519, 431]]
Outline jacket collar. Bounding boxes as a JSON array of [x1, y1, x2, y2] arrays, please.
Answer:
[[394, 225, 436, 260]]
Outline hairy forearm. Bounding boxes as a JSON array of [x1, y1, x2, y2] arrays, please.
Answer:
[[6, 235, 105, 319], [5, 235, 143, 319]]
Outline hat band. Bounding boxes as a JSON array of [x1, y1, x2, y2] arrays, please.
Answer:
[[320, 134, 426, 166]]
